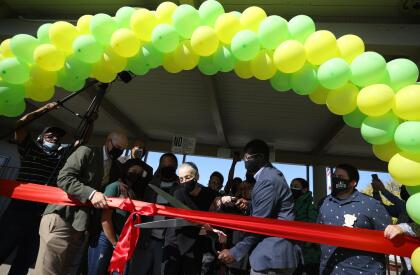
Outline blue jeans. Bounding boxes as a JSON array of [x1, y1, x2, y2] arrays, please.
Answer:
[[88, 231, 129, 275]]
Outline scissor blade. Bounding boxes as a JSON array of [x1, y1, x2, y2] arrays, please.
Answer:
[[135, 218, 195, 229], [148, 184, 191, 210]]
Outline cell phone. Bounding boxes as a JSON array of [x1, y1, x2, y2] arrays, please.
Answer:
[[371, 174, 379, 180]]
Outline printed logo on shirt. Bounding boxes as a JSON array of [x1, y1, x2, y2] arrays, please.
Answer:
[[343, 214, 357, 228]]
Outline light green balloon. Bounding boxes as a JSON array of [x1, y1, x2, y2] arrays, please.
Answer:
[[0, 58, 30, 85], [198, 0, 224, 26], [351, 51, 387, 88], [386, 58, 419, 91], [65, 56, 92, 80], [90, 13, 118, 46], [258, 16, 290, 50], [361, 112, 400, 145], [394, 121, 420, 153], [152, 24, 180, 54], [270, 72, 291, 92], [57, 70, 86, 92], [141, 44, 163, 69], [173, 5, 201, 39], [115, 6, 135, 28], [127, 54, 150, 76], [406, 193, 420, 224], [213, 46, 236, 72], [231, 30, 260, 61], [291, 63, 319, 95], [37, 23, 51, 44], [0, 82, 25, 105], [73, 35, 103, 64], [11, 34, 40, 64], [198, 56, 218, 75], [288, 15, 315, 43], [318, 57, 351, 90], [0, 99, 25, 117], [343, 108, 366, 128], [407, 185, 420, 196], [230, 11, 241, 19]]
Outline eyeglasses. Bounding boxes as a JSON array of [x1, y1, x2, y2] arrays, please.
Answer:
[[243, 153, 260, 161]]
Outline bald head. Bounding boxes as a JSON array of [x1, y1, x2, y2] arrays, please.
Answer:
[[105, 131, 128, 160]]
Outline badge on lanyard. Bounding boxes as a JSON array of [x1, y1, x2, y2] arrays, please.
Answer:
[[343, 214, 357, 228]]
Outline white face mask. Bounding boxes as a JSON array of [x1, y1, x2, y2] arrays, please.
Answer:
[[43, 140, 59, 151]]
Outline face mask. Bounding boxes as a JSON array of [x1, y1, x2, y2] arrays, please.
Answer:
[[244, 159, 260, 173], [125, 172, 142, 186], [183, 179, 197, 193], [108, 141, 123, 160], [331, 177, 351, 196], [43, 140, 59, 151], [291, 188, 303, 200], [160, 166, 176, 179]]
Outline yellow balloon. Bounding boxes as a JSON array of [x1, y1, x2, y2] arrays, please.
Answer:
[[111, 29, 141, 58], [156, 2, 177, 24], [174, 40, 199, 70], [412, 247, 420, 275], [77, 15, 92, 34], [240, 6, 266, 32], [357, 84, 395, 117], [163, 52, 182, 73], [309, 86, 330, 105], [393, 85, 420, 121], [0, 39, 14, 57], [25, 81, 54, 102], [372, 141, 400, 162], [251, 50, 276, 80], [337, 34, 364, 63], [215, 13, 241, 44], [49, 21, 78, 54], [273, 40, 306, 73], [234, 60, 253, 79], [130, 9, 158, 42], [326, 83, 359, 115], [191, 26, 219, 57], [30, 65, 57, 87], [103, 49, 127, 73], [389, 152, 420, 186], [34, 44, 65, 72], [304, 30, 338, 65], [90, 58, 117, 83]]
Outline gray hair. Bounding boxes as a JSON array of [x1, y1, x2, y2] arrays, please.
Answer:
[[179, 162, 200, 180]]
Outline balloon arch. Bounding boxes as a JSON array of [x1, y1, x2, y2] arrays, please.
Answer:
[[0, 0, 419, 269]]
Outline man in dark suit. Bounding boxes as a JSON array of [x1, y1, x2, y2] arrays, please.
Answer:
[[218, 139, 299, 275], [34, 131, 128, 275]]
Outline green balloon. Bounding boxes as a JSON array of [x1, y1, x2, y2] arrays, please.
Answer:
[[270, 72, 291, 92], [0, 99, 25, 117], [173, 5, 201, 39], [57, 70, 86, 92], [350, 51, 387, 88], [152, 24, 180, 54], [386, 58, 419, 91], [288, 15, 315, 43], [291, 63, 319, 95], [407, 185, 420, 196], [406, 193, 420, 224], [198, 0, 224, 26], [213, 46, 236, 72], [141, 44, 163, 69], [258, 16, 290, 50], [198, 56, 218, 75], [65, 56, 92, 80], [127, 53, 150, 75], [11, 34, 40, 64], [115, 6, 135, 28], [394, 121, 420, 153], [343, 108, 366, 128], [230, 11, 241, 19], [0, 58, 30, 85], [37, 23, 51, 44], [0, 82, 25, 105], [318, 58, 351, 90], [90, 13, 118, 46], [361, 112, 400, 145], [73, 35, 103, 64], [231, 30, 260, 61]]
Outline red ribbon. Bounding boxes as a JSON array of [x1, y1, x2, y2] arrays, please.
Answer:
[[1, 179, 419, 272]]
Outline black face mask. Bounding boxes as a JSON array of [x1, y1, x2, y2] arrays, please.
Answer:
[[125, 172, 142, 186], [331, 177, 352, 196], [160, 166, 176, 179], [108, 141, 123, 160], [291, 188, 303, 200], [183, 179, 197, 193], [245, 159, 261, 174]]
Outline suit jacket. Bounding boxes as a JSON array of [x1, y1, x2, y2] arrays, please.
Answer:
[[44, 146, 106, 231], [230, 164, 299, 271]]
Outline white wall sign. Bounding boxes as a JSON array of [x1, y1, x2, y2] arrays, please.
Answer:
[[171, 136, 196, 155]]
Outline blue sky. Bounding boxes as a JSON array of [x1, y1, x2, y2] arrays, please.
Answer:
[[145, 151, 393, 194]]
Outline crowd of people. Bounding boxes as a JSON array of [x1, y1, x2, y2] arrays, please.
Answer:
[[0, 102, 419, 275]]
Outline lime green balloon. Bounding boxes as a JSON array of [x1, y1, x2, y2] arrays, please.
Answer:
[[173, 5, 201, 39], [406, 193, 420, 224], [127, 53, 150, 75], [152, 24, 180, 53], [73, 35, 103, 64], [231, 30, 260, 61], [288, 15, 315, 43], [386, 58, 419, 91], [407, 185, 420, 195], [141, 44, 164, 69], [394, 121, 420, 153], [11, 34, 40, 64], [37, 23, 51, 44], [270, 72, 291, 92], [318, 58, 351, 89], [0, 99, 25, 117], [90, 13, 118, 46], [213, 46, 236, 72], [57, 70, 85, 92], [64, 56, 92, 80], [361, 112, 400, 145], [258, 16, 290, 50], [115, 6, 135, 28], [351, 51, 387, 87], [0, 58, 30, 85], [199, 0, 224, 26], [343, 108, 366, 128], [198, 56, 218, 75], [0, 82, 25, 105], [291, 63, 319, 95]]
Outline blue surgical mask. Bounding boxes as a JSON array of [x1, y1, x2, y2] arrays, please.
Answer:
[[43, 140, 59, 151]]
